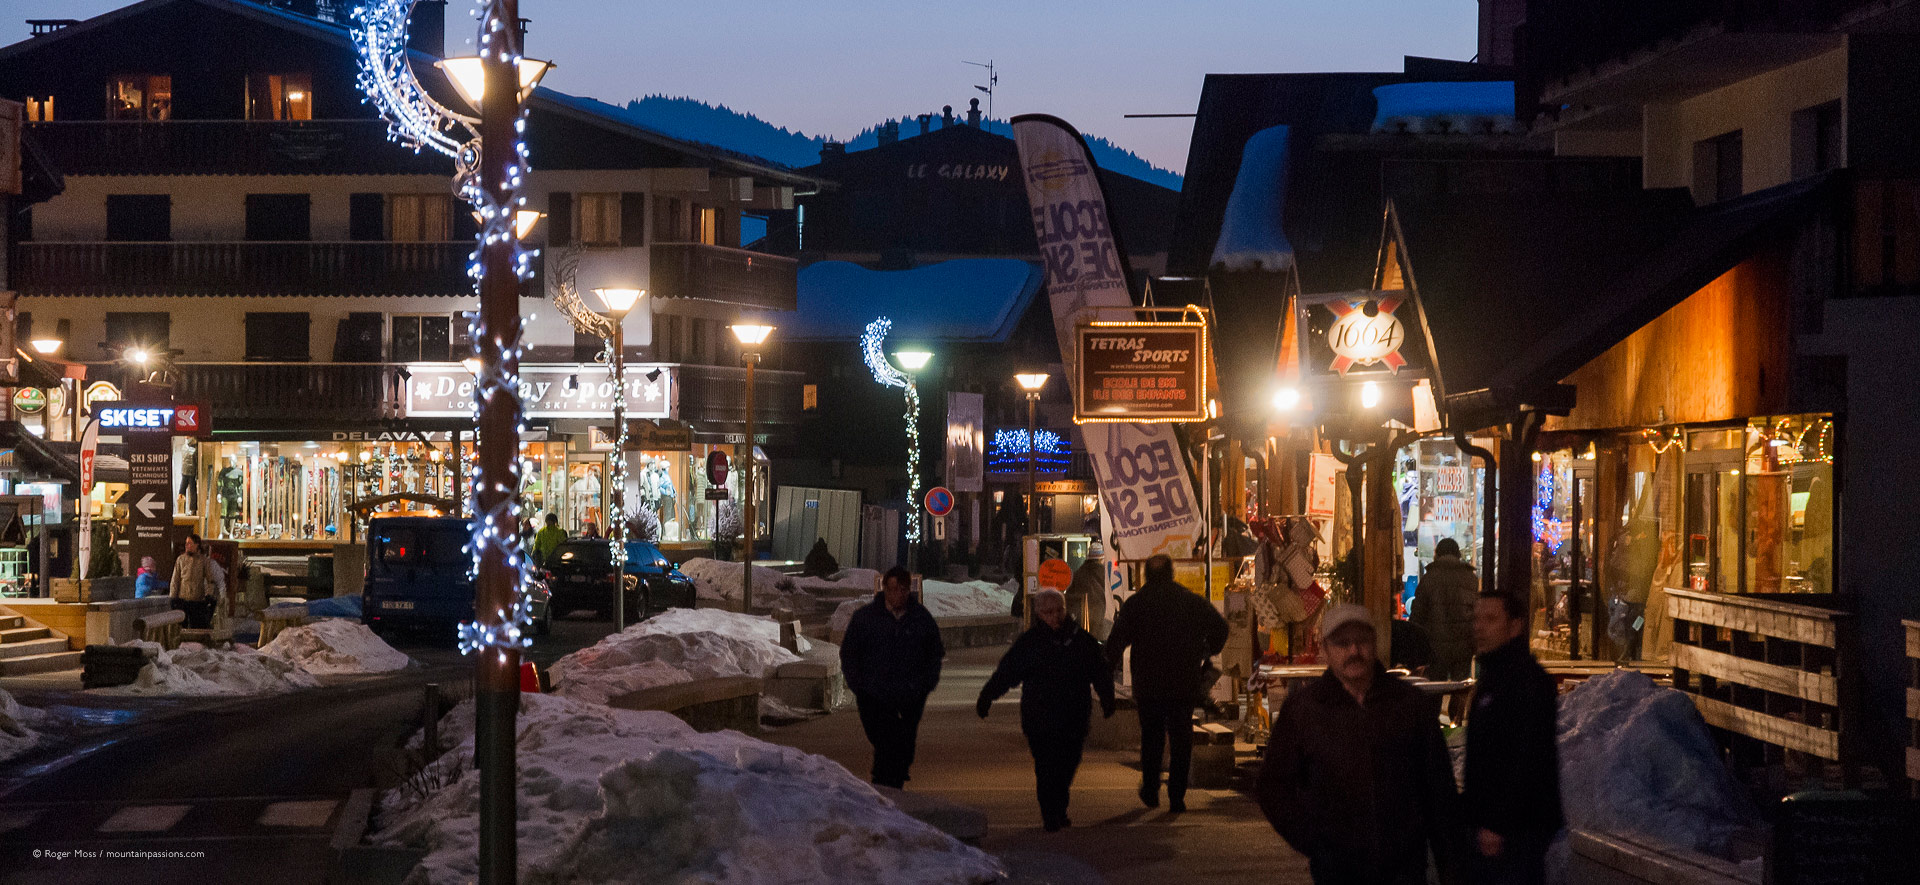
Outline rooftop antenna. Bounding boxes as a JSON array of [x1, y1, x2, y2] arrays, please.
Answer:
[[964, 59, 997, 133]]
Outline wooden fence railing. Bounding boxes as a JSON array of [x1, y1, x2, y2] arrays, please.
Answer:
[[1667, 588, 1857, 767]]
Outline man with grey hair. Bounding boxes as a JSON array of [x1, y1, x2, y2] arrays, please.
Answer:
[[1105, 553, 1229, 813], [979, 587, 1115, 831]]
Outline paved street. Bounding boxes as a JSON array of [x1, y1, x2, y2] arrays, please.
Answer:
[[758, 645, 1312, 885]]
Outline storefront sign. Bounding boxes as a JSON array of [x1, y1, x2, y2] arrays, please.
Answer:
[[94, 402, 177, 432], [11, 388, 45, 413], [1298, 290, 1430, 378], [1074, 323, 1208, 423], [626, 420, 692, 452], [84, 381, 121, 410], [1015, 115, 1202, 559], [1034, 479, 1095, 495], [1307, 453, 1340, 518], [944, 392, 985, 493], [403, 364, 674, 420], [126, 426, 174, 572], [172, 402, 209, 436]]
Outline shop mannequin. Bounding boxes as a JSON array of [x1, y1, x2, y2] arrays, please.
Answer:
[[217, 458, 244, 538]]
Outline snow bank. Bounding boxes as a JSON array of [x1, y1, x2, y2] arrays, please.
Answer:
[[259, 619, 411, 675], [93, 644, 321, 696], [1556, 671, 1760, 857], [829, 598, 863, 635], [679, 558, 790, 606], [920, 579, 1016, 619], [375, 693, 1002, 885], [550, 610, 801, 707], [1, 687, 48, 763], [794, 568, 879, 597]]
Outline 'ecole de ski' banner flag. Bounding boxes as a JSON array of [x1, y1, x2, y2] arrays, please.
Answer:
[[1013, 114, 1201, 560]]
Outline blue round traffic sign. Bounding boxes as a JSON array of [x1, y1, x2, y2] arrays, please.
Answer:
[[924, 486, 955, 517]]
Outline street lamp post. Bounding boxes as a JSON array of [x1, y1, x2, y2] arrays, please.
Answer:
[[730, 323, 774, 612], [893, 349, 932, 573], [592, 287, 644, 631], [1014, 373, 1048, 539]]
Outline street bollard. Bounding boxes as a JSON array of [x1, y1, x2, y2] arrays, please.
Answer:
[[423, 682, 439, 756]]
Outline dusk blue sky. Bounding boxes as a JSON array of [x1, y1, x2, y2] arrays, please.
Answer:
[[4, 0, 1479, 174]]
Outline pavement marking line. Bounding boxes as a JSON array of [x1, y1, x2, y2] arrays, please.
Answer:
[[0, 808, 45, 834], [96, 804, 193, 833], [257, 799, 339, 828]]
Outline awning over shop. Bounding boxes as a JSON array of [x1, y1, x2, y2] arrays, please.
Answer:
[[784, 259, 1043, 343], [1385, 173, 1833, 429], [0, 421, 80, 485]]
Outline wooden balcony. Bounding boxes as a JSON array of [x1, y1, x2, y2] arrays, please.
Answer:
[[675, 363, 804, 442], [13, 241, 473, 297], [25, 120, 452, 176], [649, 242, 797, 311], [89, 362, 407, 426]]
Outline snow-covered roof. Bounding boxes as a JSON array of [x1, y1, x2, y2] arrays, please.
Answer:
[[1209, 124, 1295, 272], [785, 259, 1043, 343]]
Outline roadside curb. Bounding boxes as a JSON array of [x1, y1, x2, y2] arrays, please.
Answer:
[[327, 787, 424, 885]]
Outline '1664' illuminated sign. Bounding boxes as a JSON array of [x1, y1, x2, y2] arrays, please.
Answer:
[[1299, 289, 1430, 379]]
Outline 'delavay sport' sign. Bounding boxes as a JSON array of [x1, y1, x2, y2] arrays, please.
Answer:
[[1075, 323, 1209, 423], [404, 364, 674, 420]]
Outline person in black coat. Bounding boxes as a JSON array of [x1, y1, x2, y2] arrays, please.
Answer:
[[1104, 553, 1229, 812], [977, 588, 1117, 831], [1258, 604, 1460, 885], [1464, 592, 1564, 884], [839, 566, 946, 789]]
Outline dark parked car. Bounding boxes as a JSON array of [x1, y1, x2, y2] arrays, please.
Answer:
[[363, 516, 552, 638], [545, 539, 696, 620]]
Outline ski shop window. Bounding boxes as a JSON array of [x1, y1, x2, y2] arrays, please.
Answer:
[[245, 72, 314, 121], [244, 313, 310, 362], [577, 193, 620, 246], [390, 314, 454, 362], [387, 193, 452, 241], [104, 312, 170, 354], [106, 74, 171, 120]]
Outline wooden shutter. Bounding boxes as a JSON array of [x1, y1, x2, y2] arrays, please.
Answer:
[[547, 191, 573, 246], [620, 192, 646, 246], [349, 193, 385, 241]]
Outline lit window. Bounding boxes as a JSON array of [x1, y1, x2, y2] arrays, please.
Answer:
[[386, 193, 452, 241], [107, 75, 171, 121], [577, 193, 621, 246], [246, 73, 313, 121], [25, 96, 53, 122], [694, 207, 717, 245]]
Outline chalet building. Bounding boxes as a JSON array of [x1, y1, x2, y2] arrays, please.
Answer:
[[0, 0, 821, 561]]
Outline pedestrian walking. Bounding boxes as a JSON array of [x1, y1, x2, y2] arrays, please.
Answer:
[[1464, 592, 1563, 884], [533, 512, 567, 569], [977, 588, 1117, 831], [840, 566, 945, 789], [1411, 538, 1479, 680], [1258, 603, 1459, 885], [1104, 553, 1228, 813], [169, 534, 224, 629]]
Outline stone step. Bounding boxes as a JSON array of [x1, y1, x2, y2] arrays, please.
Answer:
[[0, 650, 84, 676], [0, 626, 52, 644], [0, 615, 24, 630], [0, 636, 69, 660]]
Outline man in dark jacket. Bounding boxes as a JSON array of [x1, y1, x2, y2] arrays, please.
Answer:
[[1105, 553, 1229, 812], [1412, 538, 1479, 680], [1258, 604, 1458, 885], [1464, 593, 1563, 884], [978, 588, 1116, 831], [839, 566, 945, 788]]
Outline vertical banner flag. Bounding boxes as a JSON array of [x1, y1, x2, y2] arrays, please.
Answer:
[[944, 392, 985, 494], [1013, 115, 1201, 560]]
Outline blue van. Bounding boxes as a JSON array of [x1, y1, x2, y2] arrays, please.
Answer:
[[363, 516, 552, 637]]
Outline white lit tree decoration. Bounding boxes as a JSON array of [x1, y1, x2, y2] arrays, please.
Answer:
[[862, 317, 923, 547]]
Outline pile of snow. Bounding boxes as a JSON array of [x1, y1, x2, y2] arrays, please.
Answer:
[[679, 558, 790, 606], [550, 609, 801, 707], [794, 568, 880, 597], [1556, 671, 1760, 857], [1, 687, 48, 763], [920, 579, 1016, 619], [93, 643, 321, 696], [374, 693, 1002, 885], [259, 619, 411, 675]]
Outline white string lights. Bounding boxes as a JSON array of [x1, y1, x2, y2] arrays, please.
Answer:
[[357, 0, 537, 656], [862, 317, 923, 544]]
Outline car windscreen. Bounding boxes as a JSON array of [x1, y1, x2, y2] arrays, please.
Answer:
[[373, 527, 417, 571], [554, 541, 611, 568], [372, 524, 471, 572]]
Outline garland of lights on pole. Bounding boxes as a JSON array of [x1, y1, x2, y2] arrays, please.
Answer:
[[861, 318, 922, 544], [355, 0, 537, 656]]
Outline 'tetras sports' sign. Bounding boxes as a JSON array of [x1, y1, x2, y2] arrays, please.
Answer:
[[1075, 323, 1209, 422], [1015, 115, 1201, 560]]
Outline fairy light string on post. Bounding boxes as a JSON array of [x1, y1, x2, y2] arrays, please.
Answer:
[[862, 318, 923, 545]]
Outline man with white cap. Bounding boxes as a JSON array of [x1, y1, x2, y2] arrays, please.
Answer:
[[1257, 603, 1459, 884]]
